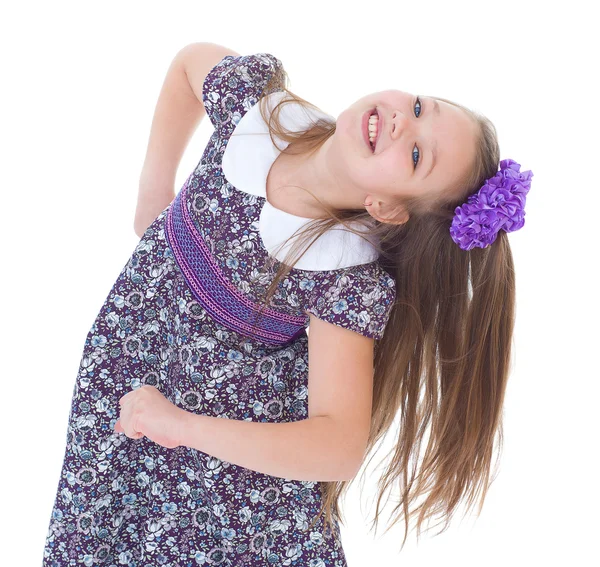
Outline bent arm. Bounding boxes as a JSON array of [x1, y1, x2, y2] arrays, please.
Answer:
[[134, 42, 239, 238], [180, 413, 357, 482], [177, 311, 378, 483]]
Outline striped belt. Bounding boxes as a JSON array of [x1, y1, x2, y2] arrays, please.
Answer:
[[164, 175, 307, 346]]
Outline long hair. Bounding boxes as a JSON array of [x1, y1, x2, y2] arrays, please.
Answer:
[[248, 65, 508, 551]]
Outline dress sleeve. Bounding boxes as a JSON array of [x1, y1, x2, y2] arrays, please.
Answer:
[[304, 264, 397, 340], [201, 52, 284, 132]]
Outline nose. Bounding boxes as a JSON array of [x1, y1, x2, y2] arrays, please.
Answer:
[[390, 111, 411, 140]]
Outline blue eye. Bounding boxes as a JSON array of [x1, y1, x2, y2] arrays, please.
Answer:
[[414, 96, 422, 118], [412, 96, 422, 169]]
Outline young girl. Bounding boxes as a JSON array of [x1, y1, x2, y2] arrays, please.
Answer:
[[42, 43, 533, 566]]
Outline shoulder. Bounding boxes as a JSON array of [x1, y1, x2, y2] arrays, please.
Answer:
[[190, 49, 285, 132], [304, 261, 395, 300], [302, 261, 396, 340], [178, 42, 242, 104]]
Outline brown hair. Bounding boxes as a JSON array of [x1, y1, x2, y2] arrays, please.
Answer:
[[248, 65, 509, 552]]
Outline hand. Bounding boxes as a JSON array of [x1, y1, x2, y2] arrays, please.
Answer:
[[114, 385, 188, 449]]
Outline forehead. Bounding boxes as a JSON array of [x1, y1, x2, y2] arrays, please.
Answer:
[[432, 98, 475, 144], [430, 99, 478, 191]]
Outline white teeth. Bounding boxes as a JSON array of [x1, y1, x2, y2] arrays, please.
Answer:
[[368, 114, 379, 142]]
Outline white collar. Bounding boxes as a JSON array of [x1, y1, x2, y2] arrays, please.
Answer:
[[221, 90, 380, 272]]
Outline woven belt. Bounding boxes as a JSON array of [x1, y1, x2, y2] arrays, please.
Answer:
[[164, 176, 307, 346]]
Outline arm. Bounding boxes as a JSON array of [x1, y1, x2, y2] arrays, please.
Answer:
[[180, 313, 375, 482], [134, 42, 240, 237], [180, 413, 354, 482]]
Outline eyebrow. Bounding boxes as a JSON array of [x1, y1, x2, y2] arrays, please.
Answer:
[[423, 99, 440, 181]]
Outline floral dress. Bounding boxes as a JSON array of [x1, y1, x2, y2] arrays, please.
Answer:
[[42, 53, 396, 567]]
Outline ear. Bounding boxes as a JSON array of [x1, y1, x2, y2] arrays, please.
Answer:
[[367, 200, 409, 225]]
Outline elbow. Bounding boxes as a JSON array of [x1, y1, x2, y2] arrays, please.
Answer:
[[334, 442, 366, 482], [322, 416, 367, 481], [341, 450, 364, 481], [133, 221, 146, 240], [320, 454, 359, 482], [134, 228, 144, 240]]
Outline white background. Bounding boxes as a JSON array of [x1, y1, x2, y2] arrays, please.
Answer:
[[1, 0, 598, 564]]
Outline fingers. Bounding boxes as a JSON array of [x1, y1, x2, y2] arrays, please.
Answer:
[[119, 391, 133, 406], [115, 417, 144, 439], [115, 396, 144, 440]]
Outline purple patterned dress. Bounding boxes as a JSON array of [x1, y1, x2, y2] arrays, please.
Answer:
[[42, 53, 396, 567]]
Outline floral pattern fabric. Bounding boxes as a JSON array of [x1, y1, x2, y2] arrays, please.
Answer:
[[42, 53, 396, 566]]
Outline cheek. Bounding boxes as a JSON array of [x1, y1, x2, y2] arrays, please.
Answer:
[[336, 112, 356, 143], [376, 154, 404, 184], [351, 161, 392, 191]]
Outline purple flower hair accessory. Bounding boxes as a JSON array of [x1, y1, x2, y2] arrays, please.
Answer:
[[449, 159, 534, 251]]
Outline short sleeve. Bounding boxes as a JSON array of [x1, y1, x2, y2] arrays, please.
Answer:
[[304, 265, 396, 340], [201, 52, 284, 132]]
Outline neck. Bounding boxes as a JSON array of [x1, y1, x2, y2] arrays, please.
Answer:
[[268, 137, 363, 218]]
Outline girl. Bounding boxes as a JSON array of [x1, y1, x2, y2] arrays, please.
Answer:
[[42, 43, 533, 566]]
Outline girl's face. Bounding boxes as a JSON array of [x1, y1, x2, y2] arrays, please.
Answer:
[[333, 90, 479, 221]]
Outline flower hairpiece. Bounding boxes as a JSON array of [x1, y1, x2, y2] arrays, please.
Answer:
[[449, 159, 533, 251]]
